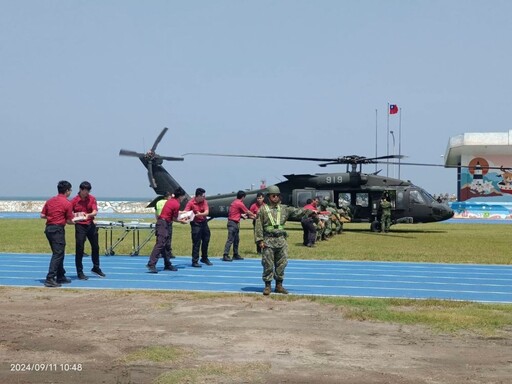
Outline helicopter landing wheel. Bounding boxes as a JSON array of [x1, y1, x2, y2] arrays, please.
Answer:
[[370, 221, 381, 232]]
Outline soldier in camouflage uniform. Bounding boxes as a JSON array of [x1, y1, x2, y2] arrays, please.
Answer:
[[339, 202, 352, 221], [379, 195, 392, 233], [336, 205, 352, 233], [327, 206, 343, 235], [319, 196, 337, 238], [255, 185, 307, 295]]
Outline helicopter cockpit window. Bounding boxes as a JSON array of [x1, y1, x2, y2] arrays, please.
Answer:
[[410, 190, 425, 204], [356, 193, 369, 207], [420, 189, 435, 204]]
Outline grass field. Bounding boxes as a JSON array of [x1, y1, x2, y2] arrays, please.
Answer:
[[1, 218, 512, 334], [1, 218, 511, 265]]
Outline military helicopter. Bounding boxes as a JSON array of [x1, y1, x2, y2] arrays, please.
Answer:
[[119, 128, 454, 231]]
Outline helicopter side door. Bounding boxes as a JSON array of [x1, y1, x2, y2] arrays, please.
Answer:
[[370, 190, 398, 214], [353, 192, 371, 222], [291, 189, 316, 207], [351, 190, 396, 224]]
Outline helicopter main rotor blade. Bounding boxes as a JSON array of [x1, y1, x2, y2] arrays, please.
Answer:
[[183, 153, 406, 167], [388, 161, 448, 167], [119, 149, 145, 158], [184, 152, 512, 171], [159, 155, 185, 161], [182, 152, 337, 162], [151, 127, 169, 152], [388, 161, 507, 170], [365, 154, 405, 161], [341, 155, 406, 164], [317, 155, 406, 167]]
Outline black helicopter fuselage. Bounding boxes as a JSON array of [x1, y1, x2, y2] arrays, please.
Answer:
[[123, 128, 453, 230], [139, 157, 182, 196], [144, 160, 454, 231]]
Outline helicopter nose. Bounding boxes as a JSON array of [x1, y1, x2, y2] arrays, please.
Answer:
[[433, 203, 454, 220], [445, 206, 455, 219]]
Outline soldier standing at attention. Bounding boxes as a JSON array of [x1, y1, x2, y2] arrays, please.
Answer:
[[222, 190, 256, 261], [41, 180, 74, 288], [185, 188, 212, 267], [379, 195, 392, 233], [147, 187, 187, 273], [70, 181, 105, 280], [255, 185, 307, 295], [249, 192, 265, 254]]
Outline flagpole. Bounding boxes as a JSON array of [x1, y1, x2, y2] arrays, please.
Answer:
[[375, 108, 378, 173], [386, 103, 390, 177], [398, 107, 402, 179]]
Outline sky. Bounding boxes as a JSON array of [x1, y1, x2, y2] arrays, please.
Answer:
[[1, 0, 512, 199]]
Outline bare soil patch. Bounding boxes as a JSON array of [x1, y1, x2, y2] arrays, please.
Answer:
[[0, 287, 510, 384]]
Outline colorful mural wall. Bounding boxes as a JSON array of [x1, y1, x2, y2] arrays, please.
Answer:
[[460, 155, 512, 201], [451, 201, 512, 219], [454, 154, 512, 219]]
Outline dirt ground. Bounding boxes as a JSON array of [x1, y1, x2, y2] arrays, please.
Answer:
[[0, 287, 510, 384]]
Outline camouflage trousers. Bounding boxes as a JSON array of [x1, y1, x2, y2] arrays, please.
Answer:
[[322, 218, 332, 238], [261, 242, 288, 283], [381, 213, 391, 232], [332, 214, 343, 234]]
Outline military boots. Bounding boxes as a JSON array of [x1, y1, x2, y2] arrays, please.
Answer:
[[274, 281, 289, 294], [263, 281, 271, 296]]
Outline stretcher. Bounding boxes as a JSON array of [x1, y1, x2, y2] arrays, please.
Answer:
[[95, 220, 156, 256]]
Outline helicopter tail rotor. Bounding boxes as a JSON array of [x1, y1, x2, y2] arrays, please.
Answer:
[[147, 158, 156, 189], [119, 127, 184, 189]]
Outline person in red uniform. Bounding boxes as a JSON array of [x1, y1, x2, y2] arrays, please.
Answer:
[[222, 190, 256, 261], [147, 187, 188, 273], [154, 192, 175, 259], [249, 192, 265, 217], [301, 198, 319, 247], [249, 192, 265, 254], [185, 187, 212, 267], [303, 197, 319, 212], [70, 181, 104, 280], [40, 180, 74, 288]]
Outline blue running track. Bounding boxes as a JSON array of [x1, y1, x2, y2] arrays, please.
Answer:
[[0, 253, 511, 303]]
